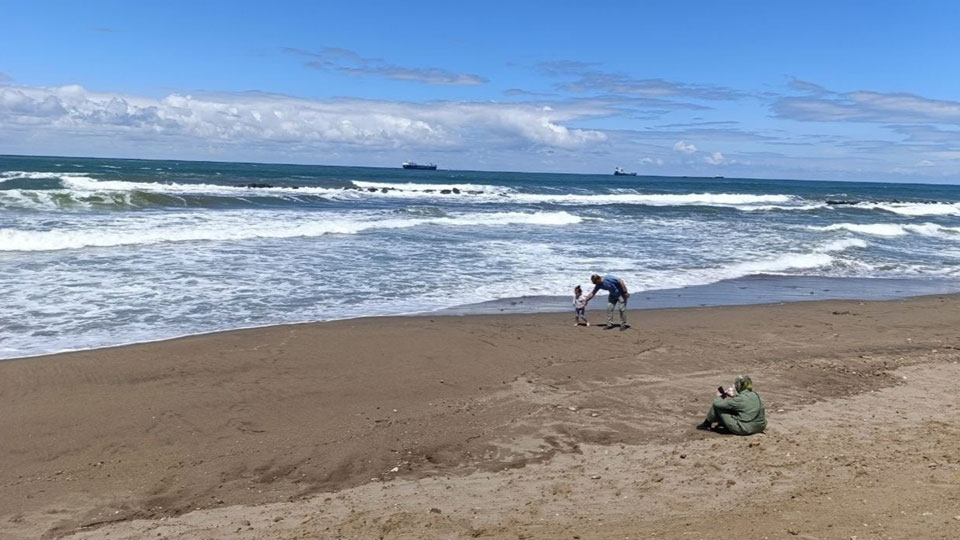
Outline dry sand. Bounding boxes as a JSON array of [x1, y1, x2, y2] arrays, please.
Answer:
[[2, 295, 959, 539]]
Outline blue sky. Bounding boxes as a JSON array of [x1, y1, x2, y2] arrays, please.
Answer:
[[2, 1, 959, 181]]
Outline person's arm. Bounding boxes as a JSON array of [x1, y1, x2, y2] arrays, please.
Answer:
[[713, 392, 748, 412], [584, 283, 602, 301], [619, 279, 629, 297]]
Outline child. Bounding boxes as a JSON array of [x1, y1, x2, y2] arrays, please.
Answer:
[[573, 285, 590, 326]]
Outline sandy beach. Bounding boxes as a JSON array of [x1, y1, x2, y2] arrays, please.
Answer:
[[3, 295, 960, 539]]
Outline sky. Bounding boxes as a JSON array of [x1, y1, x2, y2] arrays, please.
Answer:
[[1, 0, 959, 181]]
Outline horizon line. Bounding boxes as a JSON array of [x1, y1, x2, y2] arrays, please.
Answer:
[[3, 153, 957, 187]]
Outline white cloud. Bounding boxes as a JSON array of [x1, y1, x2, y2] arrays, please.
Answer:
[[0, 84, 607, 151], [704, 151, 726, 165], [915, 159, 935, 167], [639, 157, 663, 165], [673, 140, 697, 154]]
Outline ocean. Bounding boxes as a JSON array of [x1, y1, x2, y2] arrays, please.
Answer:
[[2, 154, 960, 359]]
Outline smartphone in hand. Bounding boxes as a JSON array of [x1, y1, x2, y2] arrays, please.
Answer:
[[717, 385, 728, 398]]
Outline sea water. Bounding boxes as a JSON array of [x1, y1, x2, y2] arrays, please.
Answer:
[[2, 154, 960, 359]]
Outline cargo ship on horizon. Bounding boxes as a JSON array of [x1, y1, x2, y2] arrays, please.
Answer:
[[402, 162, 437, 170]]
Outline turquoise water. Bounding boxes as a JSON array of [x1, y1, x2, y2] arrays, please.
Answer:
[[2, 154, 960, 358]]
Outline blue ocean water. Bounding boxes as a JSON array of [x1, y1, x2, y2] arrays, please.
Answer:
[[2, 154, 960, 359]]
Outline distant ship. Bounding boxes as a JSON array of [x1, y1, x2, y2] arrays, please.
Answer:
[[613, 167, 637, 176], [402, 162, 437, 170]]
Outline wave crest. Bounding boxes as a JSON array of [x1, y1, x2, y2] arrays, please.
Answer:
[[3, 173, 805, 210], [812, 222, 960, 238], [851, 201, 960, 217], [0, 210, 582, 252]]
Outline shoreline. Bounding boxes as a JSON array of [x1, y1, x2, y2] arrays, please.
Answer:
[[5, 274, 959, 363], [3, 293, 960, 539]]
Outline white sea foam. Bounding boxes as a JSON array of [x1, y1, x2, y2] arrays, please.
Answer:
[[355, 181, 797, 206], [716, 253, 834, 277], [819, 238, 869, 251], [853, 201, 960, 216], [812, 222, 960, 238], [0, 189, 49, 211], [345, 186, 803, 209], [0, 175, 338, 210], [60, 175, 266, 196], [737, 203, 828, 212], [352, 180, 511, 195], [355, 181, 796, 207], [904, 223, 960, 237], [0, 187, 142, 211], [510, 192, 795, 206], [643, 237, 868, 291], [0, 210, 582, 251], [0, 171, 93, 182], [812, 223, 910, 236]]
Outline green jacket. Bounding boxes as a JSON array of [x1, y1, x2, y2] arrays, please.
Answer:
[[713, 390, 766, 435]]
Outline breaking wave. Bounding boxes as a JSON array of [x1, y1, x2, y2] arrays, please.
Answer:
[[1, 173, 810, 211], [353, 181, 797, 207], [855, 201, 960, 217], [811, 222, 960, 238], [0, 210, 582, 252], [714, 236, 865, 277]]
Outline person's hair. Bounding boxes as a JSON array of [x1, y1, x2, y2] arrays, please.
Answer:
[[574, 285, 582, 294], [590, 274, 601, 283], [734, 375, 753, 393]]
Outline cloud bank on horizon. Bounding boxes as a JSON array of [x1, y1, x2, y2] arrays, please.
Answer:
[[3, 74, 958, 181], [1, 2, 959, 182], [0, 83, 607, 151]]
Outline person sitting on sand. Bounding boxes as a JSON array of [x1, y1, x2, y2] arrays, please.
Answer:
[[573, 285, 590, 326], [697, 375, 766, 435], [583, 274, 630, 330]]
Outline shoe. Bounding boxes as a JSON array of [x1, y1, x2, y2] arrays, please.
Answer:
[[603, 324, 616, 330], [585, 322, 591, 327], [620, 324, 631, 331], [696, 421, 712, 431]]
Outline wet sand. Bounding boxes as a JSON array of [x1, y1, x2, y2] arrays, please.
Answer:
[[2, 295, 959, 539]]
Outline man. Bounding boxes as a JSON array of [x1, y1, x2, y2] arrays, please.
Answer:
[[583, 273, 630, 330], [696, 375, 766, 435]]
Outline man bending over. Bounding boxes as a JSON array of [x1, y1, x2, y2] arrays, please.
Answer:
[[584, 273, 630, 330]]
